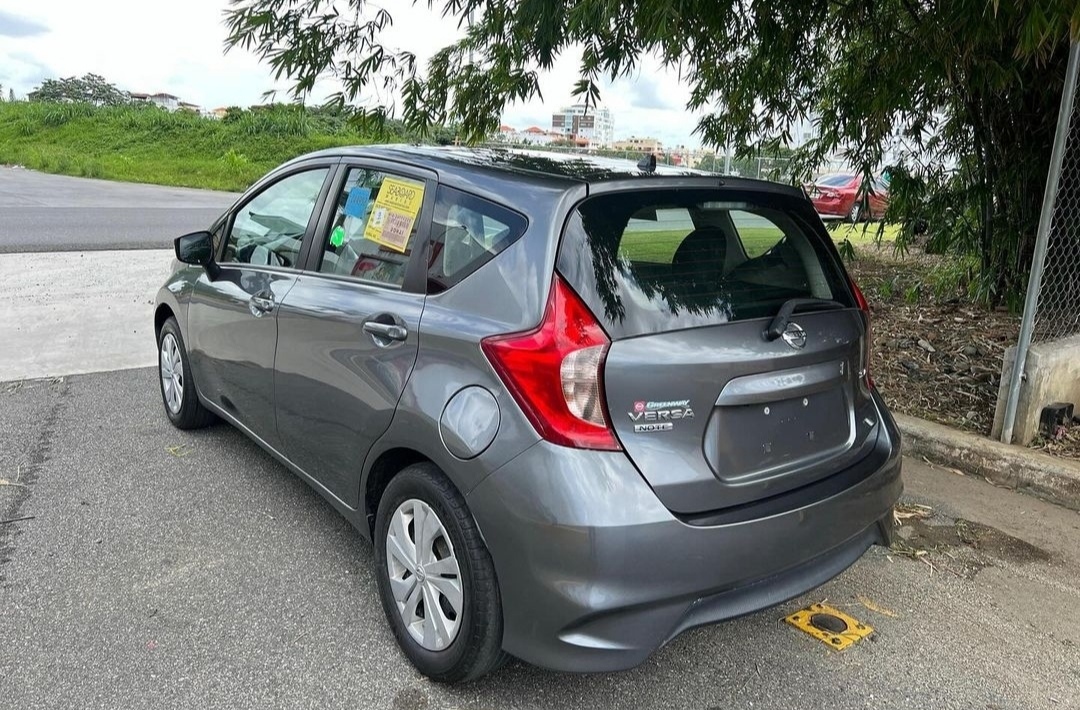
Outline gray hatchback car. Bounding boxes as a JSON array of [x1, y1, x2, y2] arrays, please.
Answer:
[[154, 146, 902, 682]]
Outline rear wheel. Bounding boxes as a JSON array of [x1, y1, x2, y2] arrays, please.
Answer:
[[374, 463, 507, 682], [157, 317, 216, 430], [848, 200, 863, 223]]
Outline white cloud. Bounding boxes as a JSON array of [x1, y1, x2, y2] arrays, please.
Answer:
[[0, 0, 707, 145], [0, 9, 49, 37]]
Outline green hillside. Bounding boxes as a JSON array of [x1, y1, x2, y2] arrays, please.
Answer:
[[0, 102, 386, 192]]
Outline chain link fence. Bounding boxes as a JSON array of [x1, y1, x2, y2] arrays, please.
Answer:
[[1000, 40, 1080, 443], [1031, 70, 1080, 343]]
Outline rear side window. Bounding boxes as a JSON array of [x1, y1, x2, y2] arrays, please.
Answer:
[[426, 186, 527, 293], [558, 189, 852, 338]]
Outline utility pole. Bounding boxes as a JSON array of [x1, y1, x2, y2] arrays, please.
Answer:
[[467, 11, 475, 66]]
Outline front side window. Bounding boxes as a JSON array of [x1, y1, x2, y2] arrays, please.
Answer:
[[318, 168, 427, 287], [222, 168, 328, 268]]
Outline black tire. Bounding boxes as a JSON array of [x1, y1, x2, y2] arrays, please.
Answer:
[[374, 462, 507, 683], [848, 200, 863, 223], [157, 317, 216, 430]]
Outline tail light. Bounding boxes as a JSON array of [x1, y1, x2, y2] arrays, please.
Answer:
[[850, 278, 874, 388], [481, 276, 621, 451]]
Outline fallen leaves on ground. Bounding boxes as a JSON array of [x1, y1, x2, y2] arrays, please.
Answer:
[[849, 245, 1080, 460], [849, 246, 1019, 439], [893, 503, 933, 524], [165, 444, 192, 458], [856, 594, 899, 618], [1032, 424, 1080, 460]]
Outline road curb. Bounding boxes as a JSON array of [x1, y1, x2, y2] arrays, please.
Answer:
[[895, 413, 1080, 511]]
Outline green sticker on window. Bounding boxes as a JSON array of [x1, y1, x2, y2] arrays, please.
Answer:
[[330, 225, 346, 248]]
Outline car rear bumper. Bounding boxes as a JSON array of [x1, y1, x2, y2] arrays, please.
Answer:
[[466, 396, 903, 673]]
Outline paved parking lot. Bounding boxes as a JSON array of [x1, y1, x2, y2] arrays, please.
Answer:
[[2, 169, 1078, 707], [2, 369, 1078, 709]]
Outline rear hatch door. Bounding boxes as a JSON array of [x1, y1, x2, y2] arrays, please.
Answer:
[[557, 185, 880, 514]]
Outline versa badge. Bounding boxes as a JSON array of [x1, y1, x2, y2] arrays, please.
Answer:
[[628, 399, 694, 432]]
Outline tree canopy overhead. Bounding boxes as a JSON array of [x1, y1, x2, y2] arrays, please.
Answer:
[[225, 0, 1080, 305]]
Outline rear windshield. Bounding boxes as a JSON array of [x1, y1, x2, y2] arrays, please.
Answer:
[[557, 189, 853, 339]]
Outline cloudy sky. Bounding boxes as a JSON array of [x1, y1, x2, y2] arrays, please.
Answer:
[[0, 1, 706, 147]]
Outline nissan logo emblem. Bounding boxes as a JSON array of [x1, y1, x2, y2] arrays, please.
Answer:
[[782, 322, 807, 349]]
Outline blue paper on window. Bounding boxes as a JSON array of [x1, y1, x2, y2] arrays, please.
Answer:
[[344, 187, 371, 218]]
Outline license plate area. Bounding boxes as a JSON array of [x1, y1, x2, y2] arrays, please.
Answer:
[[704, 387, 853, 482]]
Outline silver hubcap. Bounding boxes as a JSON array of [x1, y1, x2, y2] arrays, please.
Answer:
[[385, 499, 463, 651], [159, 333, 184, 414]]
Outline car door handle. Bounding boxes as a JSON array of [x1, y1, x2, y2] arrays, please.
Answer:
[[249, 293, 275, 315], [363, 321, 408, 342]]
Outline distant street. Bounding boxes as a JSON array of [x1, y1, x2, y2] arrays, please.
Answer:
[[0, 167, 238, 253]]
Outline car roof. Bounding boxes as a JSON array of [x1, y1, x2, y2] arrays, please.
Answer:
[[294, 144, 804, 197]]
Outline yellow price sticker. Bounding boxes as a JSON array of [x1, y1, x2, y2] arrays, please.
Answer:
[[364, 177, 425, 253]]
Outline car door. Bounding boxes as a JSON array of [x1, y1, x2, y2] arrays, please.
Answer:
[[273, 161, 435, 504], [186, 161, 335, 448], [869, 176, 889, 219]]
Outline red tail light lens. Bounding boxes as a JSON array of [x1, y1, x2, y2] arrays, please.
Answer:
[[850, 278, 874, 388], [481, 276, 621, 451]]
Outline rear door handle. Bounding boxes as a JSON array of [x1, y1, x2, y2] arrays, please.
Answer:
[[363, 321, 408, 342], [249, 293, 275, 316]]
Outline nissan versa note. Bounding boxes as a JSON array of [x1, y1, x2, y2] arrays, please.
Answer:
[[154, 146, 902, 682]]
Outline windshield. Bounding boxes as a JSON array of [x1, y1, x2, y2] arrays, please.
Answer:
[[816, 173, 856, 187], [556, 189, 854, 339]]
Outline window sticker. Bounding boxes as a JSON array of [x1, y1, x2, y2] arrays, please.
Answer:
[[329, 225, 347, 248], [364, 177, 425, 253], [344, 186, 371, 218]]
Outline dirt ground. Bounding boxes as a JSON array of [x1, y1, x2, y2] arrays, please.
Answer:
[[846, 241, 1080, 459], [844, 243, 1022, 430]]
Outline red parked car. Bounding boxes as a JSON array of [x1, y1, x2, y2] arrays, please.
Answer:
[[807, 173, 889, 222]]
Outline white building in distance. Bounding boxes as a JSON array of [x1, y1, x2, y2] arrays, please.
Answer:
[[551, 104, 614, 147]]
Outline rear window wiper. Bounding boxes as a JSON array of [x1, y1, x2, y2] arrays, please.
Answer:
[[764, 298, 847, 341]]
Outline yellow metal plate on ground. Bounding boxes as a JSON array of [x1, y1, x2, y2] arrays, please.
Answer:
[[784, 603, 874, 650]]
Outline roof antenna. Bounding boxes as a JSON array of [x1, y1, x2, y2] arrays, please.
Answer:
[[637, 153, 657, 173]]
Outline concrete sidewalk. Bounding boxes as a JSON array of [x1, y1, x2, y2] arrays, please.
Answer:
[[899, 413, 1080, 511], [0, 249, 172, 382]]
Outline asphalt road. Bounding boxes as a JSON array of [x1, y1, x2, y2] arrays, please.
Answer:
[[1, 369, 1078, 709], [0, 167, 238, 253]]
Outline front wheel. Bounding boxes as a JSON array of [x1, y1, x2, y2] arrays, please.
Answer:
[[157, 317, 216, 430], [374, 463, 507, 682]]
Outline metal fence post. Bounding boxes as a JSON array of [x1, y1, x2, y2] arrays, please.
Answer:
[[1000, 40, 1080, 444]]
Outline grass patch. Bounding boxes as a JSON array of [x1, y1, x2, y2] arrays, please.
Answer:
[[0, 102, 389, 192], [826, 221, 902, 245], [619, 224, 896, 264]]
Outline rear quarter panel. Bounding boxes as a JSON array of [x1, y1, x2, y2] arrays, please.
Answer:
[[361, 181, 586, 506]]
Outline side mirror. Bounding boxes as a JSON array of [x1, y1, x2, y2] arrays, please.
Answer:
[[175, 231, 215, 266]]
